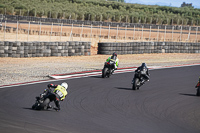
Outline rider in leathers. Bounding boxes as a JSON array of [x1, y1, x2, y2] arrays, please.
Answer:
[[106, 52, 119, 73], [195, 77, 200, 88], [195, 77, 200, 96], [42, 82, 68, 111], [135, 63, 150, 84]]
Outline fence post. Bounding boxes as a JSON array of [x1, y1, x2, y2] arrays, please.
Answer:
[[16, 21, 18, 41], [80, 24, 83, 41], [180, 26, 182, 41], [149, 26, 151, 41], [141, 25, 143, 41], [99, 24, 102, 41], [116, 25, 118, 41], [60, 23, 63, 41], [125, 25, 127, 41], [90, 24, 93, 42], [133, 25, 135, 40], [164, 25, 166, 42], [172, 26, 174, 42], [50, 22, 53, 42], [4, 21, 6, 41], [39, 21, 41, 42], [195, 27, 198, 43], [70, 23, 73, 41], [27, 21, 30, 42], [187, 26, 191, 41], [108, 24, 110, 40], [157, 26, 159, 41]]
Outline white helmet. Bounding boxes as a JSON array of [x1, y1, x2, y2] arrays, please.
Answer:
[[61, 82, 68, 90]]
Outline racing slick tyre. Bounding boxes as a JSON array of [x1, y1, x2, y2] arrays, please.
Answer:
[[132, 78, 139, 90], [32, 103, 37, 110], [42, 98, 50, 110], [196, 88, 200, 96], [102, 68, 108, 78]]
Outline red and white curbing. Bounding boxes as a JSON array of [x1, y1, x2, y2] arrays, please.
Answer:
[[49, 67, 138, 79], [49, 63, 200, 79], [0, 63, 200, 88]]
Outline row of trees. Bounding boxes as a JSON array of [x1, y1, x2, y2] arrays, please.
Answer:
[[0, 0, 199, 25]]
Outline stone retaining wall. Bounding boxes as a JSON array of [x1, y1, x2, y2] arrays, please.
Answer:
[[0, 41, 91, 57], [98, 42, 200, 55]]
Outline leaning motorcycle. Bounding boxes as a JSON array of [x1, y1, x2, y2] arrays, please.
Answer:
[[196, 87, 200, 96], [102, 59, 115, 78], [196, 83, 200, 96], [32, 91, 51, 110], [132, 70, 147, 90]]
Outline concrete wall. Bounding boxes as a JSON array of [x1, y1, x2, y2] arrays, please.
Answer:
[[98, 42, 200, 55], [0, 41, 91, 57]]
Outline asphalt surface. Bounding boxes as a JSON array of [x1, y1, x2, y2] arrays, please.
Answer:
[[0, 65, 200, 133]]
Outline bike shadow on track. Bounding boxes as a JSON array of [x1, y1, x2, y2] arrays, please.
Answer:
[[92, 75, 103, 78], [115, 87, 133, 90], [179, 93, 197, 97], [23, 107, 53, 111]]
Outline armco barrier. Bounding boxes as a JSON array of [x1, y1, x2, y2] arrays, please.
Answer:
[[98, 42, 200, 55], [0, 41, 91, 57]]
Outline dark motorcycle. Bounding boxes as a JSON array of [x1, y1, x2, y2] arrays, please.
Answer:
[[102, 59, 115, 78], [132, 70, 147, 90], [32, 91, 52, 110], [197, 87, 200, 96], [195, 78, 200, 96], [196, 83, 200, 96]]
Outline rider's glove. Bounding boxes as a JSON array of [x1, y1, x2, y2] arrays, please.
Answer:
[[60, 99, 64, 101], [40, 94, 44, 98]]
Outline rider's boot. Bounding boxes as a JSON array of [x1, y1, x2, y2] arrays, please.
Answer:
[[47, 104, 52, 109], [111, 69, 115, 74]]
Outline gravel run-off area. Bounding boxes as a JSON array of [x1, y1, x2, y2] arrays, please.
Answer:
[[0, 53, 200, 86]]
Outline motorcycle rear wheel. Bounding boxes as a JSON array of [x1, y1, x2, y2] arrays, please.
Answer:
[[132, 78, 139, 90], [196, 88, 200, 96], [42, 98, 50, 110], [32, 103, 37, 110]]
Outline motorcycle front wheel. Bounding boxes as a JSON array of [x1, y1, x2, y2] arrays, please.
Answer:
[[102, 68, 108, 78], [196, 88, 200, 96]]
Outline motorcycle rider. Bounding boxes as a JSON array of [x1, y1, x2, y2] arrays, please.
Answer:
[[42, 82, 68, 111], [195, 77, 200, 88], [106, 52, 119, 73], [135, 63, 150, 84], [195, 77, 200, 96]]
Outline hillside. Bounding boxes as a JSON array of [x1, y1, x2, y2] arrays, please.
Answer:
[[0, 0, 200, 26]]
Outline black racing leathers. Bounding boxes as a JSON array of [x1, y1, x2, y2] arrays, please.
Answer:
[[135, 66, 150, 82], [43, 84, 60, 110]]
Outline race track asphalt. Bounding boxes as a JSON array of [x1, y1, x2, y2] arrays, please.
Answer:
[[0, 65, 200, 133]]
